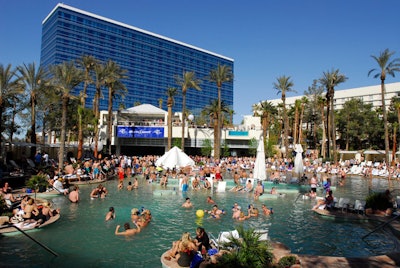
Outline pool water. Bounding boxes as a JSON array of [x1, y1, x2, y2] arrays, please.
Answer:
[[1, 175, 400, 267]]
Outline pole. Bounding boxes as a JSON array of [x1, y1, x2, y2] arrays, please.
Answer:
[[0, 225, 58, 257], [362, 213, 400, 239]]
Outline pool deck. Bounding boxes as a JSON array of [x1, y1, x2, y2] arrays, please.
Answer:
[[274, 213, 400, 268]]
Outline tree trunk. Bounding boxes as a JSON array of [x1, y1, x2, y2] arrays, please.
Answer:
[[107, 86, 113, 155], [321, 104, 326, 159], [283, 98, 289, 158], [77, 107, 83, 160], [167, 101, 172, 151], [58, 96, 68, 169], [298, 103, 305, 145], [331, 95, 337, 163], [326, 96, 331, 159], [215, 86, 222, 160], [381, 80, 390, 164], [30, 98, 37, 159], [293, 106, 299, 145], [181, 93, 186, 152]]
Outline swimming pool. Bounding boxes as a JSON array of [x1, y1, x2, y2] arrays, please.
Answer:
[[1, 175, 399, 267]]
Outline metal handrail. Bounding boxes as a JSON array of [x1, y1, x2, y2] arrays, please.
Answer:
[[0, 224, 58, 256], [362, 213, 400, 239]]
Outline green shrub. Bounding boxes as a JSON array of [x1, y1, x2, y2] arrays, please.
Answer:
[[278, 255, 298, 268], [26, 174, 49, 192]]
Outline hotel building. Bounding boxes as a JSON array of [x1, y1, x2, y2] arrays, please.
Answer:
[[41, 3, 234, 117]]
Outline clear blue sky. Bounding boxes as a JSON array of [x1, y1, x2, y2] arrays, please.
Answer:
[[1, 0, 400, 124]]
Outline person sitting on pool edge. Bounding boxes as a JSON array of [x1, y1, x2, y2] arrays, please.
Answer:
[[244, 179, 253, 192], [194, 227, 211, 254], [312, 190, 334, 210], [115, 222, 140, 236]]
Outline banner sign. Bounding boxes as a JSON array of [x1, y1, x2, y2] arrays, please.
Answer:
[[117, 126, 164, 138]]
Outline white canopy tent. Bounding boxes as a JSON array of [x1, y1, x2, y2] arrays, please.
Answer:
[[155, 146, 195, 169]]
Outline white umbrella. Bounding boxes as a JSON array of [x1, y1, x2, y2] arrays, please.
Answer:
[[155, 146, 195, 169], [294, 144, 304, 175], [253, 136, 266, 180]]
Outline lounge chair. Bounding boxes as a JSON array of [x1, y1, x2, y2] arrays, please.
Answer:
[[209, 230, 240, 249], [353, 200, 366, 215], [216, 181, 226, 192], [335, 197, 351, 212]]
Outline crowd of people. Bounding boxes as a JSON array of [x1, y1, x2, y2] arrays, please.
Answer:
[[3, 150, 400, 267], [0, 182, 61, 228]]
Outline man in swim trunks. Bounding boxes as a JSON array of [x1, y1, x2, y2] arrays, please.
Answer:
[[182, 197, 193, 208], [115, 222, 140, 236], [69, 185, 79, 203]]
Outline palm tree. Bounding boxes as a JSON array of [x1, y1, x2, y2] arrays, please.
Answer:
[[292, 99, 302, 145], [166, 87, 178, 150], [317, 96, 327, 158], [0, 64, 24, 164], [208, 63, 234, 160], [92, 62, 107, 158], [76, 55, 98, 160], [274, 76, 295, 157], [104, 60, 128, 155], [158, 98, 163, 109], [215, 226, 273, 268], [368, 49, 400, 164], [17, 62, 47, 158], [252, 101, 277, 147], [175, 71, 201, 152], [298, 96, 308, 145], [49, 61, 84, 169], [319, 69, 348, 163], [202, 99, 230, 155]]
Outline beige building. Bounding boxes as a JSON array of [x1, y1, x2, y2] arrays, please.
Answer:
[[268, 82, 400, 110]]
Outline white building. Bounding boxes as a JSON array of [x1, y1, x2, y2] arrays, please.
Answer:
[[268, 82, 400, 110]]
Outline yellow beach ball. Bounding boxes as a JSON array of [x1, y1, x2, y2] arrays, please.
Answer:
[[196, 209, 205, 218]]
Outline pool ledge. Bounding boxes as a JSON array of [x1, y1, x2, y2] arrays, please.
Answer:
[[284, 214, 400, 268], [161, 216, 400, 268]]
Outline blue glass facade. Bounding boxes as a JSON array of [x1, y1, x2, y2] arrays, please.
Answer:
[[41, 4, 234, 116]]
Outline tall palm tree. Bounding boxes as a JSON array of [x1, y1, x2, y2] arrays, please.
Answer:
[[319, 69, 348, 163], [166, 87, 178, 150], [104, 60, 128, 155], [175, 71, 201, 152], [274, 76, 295, 157], [293, 99, 302, 145], [317, 96, 327, 158], [76, 55, 98, 160], [208, 63, 233, 160], [252, 101, 277, 147], [298, 96, 308, 145], [202, 99, 230, 155], [0, 64, 24, 164], [158, 98, 163, 109], [50, 61, 84, 169], [368, 49, 400, 164], [17, 62, 47, 158], [92, 62, 107, 158]]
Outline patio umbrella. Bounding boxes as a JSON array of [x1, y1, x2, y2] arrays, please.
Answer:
[[155, 146, 194, 169], [294, 144, 304, 176], [253, 136, 267, 180]]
